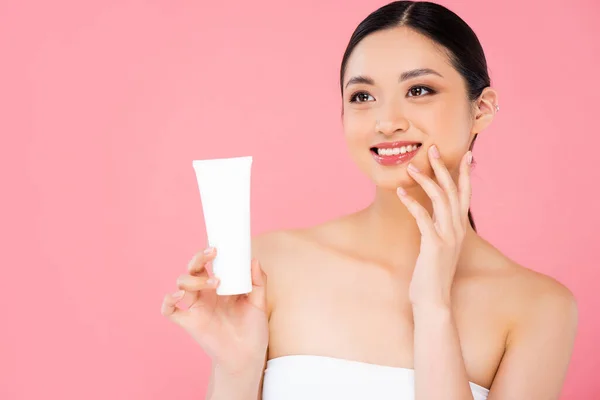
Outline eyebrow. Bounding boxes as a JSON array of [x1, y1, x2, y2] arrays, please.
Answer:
[[344, 68, 443, 89]]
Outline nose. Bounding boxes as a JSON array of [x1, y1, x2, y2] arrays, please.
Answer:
[[375, 108, 410, 136]]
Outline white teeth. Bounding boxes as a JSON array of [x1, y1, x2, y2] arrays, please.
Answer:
[[377, 144, 420, 156]]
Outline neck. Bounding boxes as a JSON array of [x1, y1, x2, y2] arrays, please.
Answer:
[[355, 185, 478, 268]]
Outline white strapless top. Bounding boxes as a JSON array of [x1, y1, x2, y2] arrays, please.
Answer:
[[262, 355, 489, 400]]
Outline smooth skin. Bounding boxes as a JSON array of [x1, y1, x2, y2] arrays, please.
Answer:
[[162, 26, 578, 400]]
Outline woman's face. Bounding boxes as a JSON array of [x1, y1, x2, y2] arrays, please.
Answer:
[[342, 26, 492, 190]]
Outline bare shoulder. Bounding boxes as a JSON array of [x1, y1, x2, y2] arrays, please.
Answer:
[[476, 243, 578, 336], [250, 223, 338, 317], [516, 265, 578, 337], [506, 262, 576, 321], [250, 215, 351, 271], [251, 227, 315, 268], [473, 243, 578, 396]]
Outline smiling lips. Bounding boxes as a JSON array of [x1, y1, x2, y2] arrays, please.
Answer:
[[370, 141, 423, 166]]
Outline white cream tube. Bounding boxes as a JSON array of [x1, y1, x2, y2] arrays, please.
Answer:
[[192, 156, 253, 296]]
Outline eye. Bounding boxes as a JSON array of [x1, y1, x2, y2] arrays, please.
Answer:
[[407, 85, 435, 97], [349, 92, 375, 103]]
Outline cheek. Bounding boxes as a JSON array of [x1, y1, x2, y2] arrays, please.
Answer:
[[431, 122, 473, 171], [413, 107, 473, 172], [430, 119, 471, 148], [343, 112, 372, 147]]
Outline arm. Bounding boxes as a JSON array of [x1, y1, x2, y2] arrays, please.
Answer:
[[398, 145, 578, 399], [487, 284, 578, 399], [413, 303, 475, 400], [399, 148, 479, 399], [205, 233, 280, 400]]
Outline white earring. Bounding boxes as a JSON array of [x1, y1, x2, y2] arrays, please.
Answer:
[[495, 104, 500, 112]]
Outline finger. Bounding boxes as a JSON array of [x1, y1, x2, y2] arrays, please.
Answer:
[[161, 290, 186, 324], [458, 151, 473, 227], [406, 162, 452, 235], [251, 258, 266, 288], [177, 273, 217, 310], [188, 247, 217, 275], [427, 145, 462, 232], [204, 261, 215, 278], [176, 274, 219, 292], [247, 259, 267, 311], [396, 187, 437, 237]]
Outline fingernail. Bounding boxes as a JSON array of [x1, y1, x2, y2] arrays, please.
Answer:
[[467, 151, 473, 165], [206, 278, 219, 286], [397, 187, 407, 196], [204, 247, 214, 255], [408, 163, 419, 173], [429, 145, 440, 159], [173, 290, 185, 300]]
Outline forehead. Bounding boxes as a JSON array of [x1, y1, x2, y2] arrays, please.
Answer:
[[344, 26, 455, 82]]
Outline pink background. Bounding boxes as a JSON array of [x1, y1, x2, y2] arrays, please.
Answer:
[[2, 0, 599, 399]]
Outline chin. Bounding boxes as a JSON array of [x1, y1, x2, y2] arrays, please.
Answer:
[[370, 169, 415, 191]]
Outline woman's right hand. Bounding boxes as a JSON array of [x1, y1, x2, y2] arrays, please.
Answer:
[[161, 247, 269, 375]]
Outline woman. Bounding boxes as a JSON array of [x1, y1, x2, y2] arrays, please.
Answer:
[[162, 1, 578, 399]]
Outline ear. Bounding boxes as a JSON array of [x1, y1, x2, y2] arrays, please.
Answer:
[[471, 87, 499, 134]]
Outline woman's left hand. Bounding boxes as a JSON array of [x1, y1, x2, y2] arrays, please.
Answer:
[[397, 145, 473, 309]]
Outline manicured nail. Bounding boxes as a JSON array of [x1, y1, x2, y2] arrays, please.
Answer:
[[408, 163, 420, 173], [173, 290, 185, 300], [467, 151, 473, 165], [429, 145, 440, 159], [397, 187, 407, 196], [206, 278, 219, 286], [204, 247, 214, 255]]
